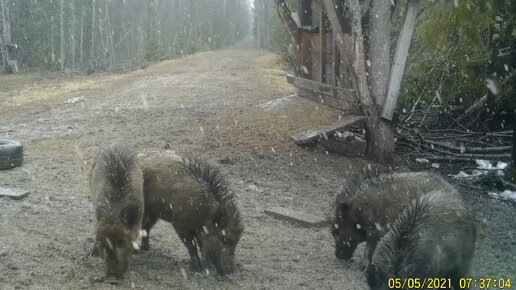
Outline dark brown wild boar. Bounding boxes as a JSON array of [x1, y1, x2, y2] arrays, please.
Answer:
[[331, 171, 457, 262], [139, 153, 243, 275], [366, 190, 476, 290], [91, 142, 144, 282]]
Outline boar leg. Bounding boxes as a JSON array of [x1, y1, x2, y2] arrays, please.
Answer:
[[141, 214, 159, 251], [177, 232, 202, 271], [365, 241, 376, 263]]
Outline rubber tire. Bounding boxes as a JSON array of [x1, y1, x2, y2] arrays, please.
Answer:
[[0, 140, 23, 170]]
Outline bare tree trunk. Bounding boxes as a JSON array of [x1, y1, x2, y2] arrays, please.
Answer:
[[91, 0, 95, 62], [0, 0, 11, 70], [104, 0, 115, 66], [51, 15, 55, 70], [70, 0, 75, 70], [80, 16, 83, 65], [60, 0, 64, 70], [369, 0, 391, 106], [349, 0, 395, 162]]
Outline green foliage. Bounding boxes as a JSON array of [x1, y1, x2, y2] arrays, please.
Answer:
[[399, 0, 516, 113], [269, 9, 290, 56], [145, 39, 165, 61]]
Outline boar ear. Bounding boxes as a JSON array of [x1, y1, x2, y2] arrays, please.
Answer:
[[121, 205, 140, 228]]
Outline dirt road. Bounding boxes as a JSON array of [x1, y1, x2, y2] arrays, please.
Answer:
[[0, 41, 514, 289]]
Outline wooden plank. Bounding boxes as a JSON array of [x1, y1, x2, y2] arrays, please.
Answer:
[[264, 206, 328, 227], [286, 74, 357, 102], [0, 187, 30, 200], [381, 0, 419, 121], [289, 114, 367, 144], [331, 32, 337, 86], [297, 88, 360, 113]]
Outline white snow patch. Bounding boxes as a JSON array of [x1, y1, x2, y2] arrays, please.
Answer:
[[451, 160, 507, 178], [486, 79, 498, 95], [451, 171, 470, 178], [258, 94, 296, 111], [302, 65, 309, 75], [248, 184, 262, 192], [488, 190, 516, 204], [180, 267, 188, 279], [66, 96, 85, 104], [415, 158, 430, 164]]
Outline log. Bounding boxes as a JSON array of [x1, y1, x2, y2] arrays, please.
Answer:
[[0, 187, 30, 200], [264, 207, 328, 227], [289, 114, 366, 144], [381, 0, 419, 121]]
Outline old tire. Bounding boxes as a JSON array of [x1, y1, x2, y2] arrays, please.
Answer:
[[0, 140, 23, 170]]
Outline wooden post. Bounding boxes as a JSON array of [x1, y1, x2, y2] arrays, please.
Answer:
[[299, 0, 312, 27], [319, 0, 355, 90], [381, 0, 419, 121], [319, 11, 326, 83]]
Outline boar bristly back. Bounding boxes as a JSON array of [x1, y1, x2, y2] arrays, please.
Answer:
[[91, 142, 144, 281], [179, 153, 243, 274], [367, 191, 476, 290]]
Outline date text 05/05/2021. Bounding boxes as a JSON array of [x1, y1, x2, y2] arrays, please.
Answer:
[[387, 277, 511, 289]]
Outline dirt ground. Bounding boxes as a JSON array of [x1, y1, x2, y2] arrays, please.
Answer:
[[0, 40, 514, 289]]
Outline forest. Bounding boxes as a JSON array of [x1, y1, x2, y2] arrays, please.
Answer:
[[0, 0, 250, 72]]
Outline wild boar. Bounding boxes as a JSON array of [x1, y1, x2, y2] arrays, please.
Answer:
[[331, 171, 457, 262], [366, 190, 476, 290], [140, 153, 243, 275], [90, 142, 144, 282]]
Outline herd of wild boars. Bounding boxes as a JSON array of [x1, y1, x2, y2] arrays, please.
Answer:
[[90, 143, 243, 281], [90, 142, 477, 288]]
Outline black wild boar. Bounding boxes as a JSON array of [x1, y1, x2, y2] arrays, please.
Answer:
[[139, 153, 243, 275], [331, 171, 457, 262], [366, 190, 476, 290], [91, 142, 144, 282]]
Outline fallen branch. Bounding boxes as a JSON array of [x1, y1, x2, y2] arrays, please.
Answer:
[[421, 138, 511, 153], [418, 155, 510, 162]]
